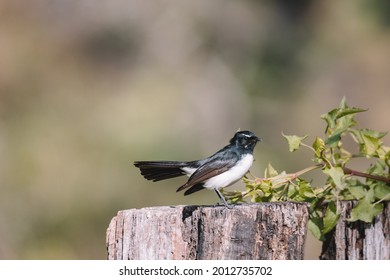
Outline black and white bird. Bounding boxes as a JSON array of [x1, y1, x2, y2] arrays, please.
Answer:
[[134, 130, 261, 208]]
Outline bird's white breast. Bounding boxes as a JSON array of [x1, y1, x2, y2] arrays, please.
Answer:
[[203, 154, 254, 190]]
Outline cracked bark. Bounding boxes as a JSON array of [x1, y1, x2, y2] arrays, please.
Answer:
[[106, 202, 309, 260], [320, 201, 390, 260]]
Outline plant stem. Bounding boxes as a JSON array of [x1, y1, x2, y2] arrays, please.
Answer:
[[374, 192, 390, 205], [301, 143, 316, 153], [293, 164, 323, 178], [342, 167, 390, 184], [295, 163, 390, 184]]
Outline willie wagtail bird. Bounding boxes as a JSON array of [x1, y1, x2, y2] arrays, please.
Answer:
[[134, 130, 261, 208]]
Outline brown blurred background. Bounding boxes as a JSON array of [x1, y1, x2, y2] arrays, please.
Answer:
[[0, 0, 389, 259]]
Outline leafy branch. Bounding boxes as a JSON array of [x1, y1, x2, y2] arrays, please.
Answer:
[[223, 97, 390, 240]]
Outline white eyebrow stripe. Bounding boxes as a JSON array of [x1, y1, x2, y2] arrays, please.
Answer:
[[242, 133, 252, 138]]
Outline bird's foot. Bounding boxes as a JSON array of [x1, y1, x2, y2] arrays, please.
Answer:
[[213, 202, 235, 209]]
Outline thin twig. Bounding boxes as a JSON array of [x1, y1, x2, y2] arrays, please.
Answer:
[[293, 164, 323, 178], [343, 167, 390, 184]]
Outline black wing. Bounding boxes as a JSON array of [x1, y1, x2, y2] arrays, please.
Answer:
[[176, 151, 238, 193]]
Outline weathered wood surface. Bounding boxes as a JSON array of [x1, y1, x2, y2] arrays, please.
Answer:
[[106, 202, 309, 260], [321, 201, 390, 260]]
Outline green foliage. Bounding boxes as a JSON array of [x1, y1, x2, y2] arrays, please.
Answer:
[[282, 134, 308, 152], [223, 97, 390, 240]]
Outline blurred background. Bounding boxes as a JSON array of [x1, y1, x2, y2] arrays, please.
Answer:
[[0, 0, 389, 259]]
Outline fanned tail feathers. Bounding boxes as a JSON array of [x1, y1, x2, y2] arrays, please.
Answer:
[[134, 161, 188, 181]]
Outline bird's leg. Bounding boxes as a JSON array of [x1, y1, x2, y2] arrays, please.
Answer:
[[215, 189, 233, 209]]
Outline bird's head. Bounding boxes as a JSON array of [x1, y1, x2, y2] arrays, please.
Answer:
[[230, 130, 261, 151]]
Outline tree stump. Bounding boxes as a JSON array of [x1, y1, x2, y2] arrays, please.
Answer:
[[321, 201, 390, 260], [106, 202, 309, 260]]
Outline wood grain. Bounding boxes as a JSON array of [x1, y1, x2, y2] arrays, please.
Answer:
[[106, 202, 309, 260], [321, 201, 389, 260]]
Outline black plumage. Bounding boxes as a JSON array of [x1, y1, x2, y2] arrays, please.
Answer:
[[134, 130, 261, 208]]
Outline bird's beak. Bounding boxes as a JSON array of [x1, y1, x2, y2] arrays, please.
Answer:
[[252, 136, 262, 143]]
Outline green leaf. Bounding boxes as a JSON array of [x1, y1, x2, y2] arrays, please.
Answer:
[[323, 167, 345, 189], [282, 133, 308, 152], [349, 198, 384, 223], [325, 133, 342, 147], [339, 96, 347, 108], [287, 184, 299, 200], [384, 147, 390, 160], [339, 188, 355, 200], [366, 159, 387, 177], [374, 184, 390, 201], [259, 180, 272, 195], [336, 97, 367, 118], [321, 97, 367, 138], [338, 148, 352, 165], [366, 185, 376, 202], [323, 201, 340, 234], [376, 145, 389, 160], [266, 163, 279, 177], [361, 134, 381, 157], [348, 185, 367, 200], [298, 179, 316, 199], [350, 129, 386, 158], [308, 216, 324, 241], [336, 107, 367, 118], [321, 109, 338, 132], [359, 128, 388, 139], [312, 137, 326, 157]]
